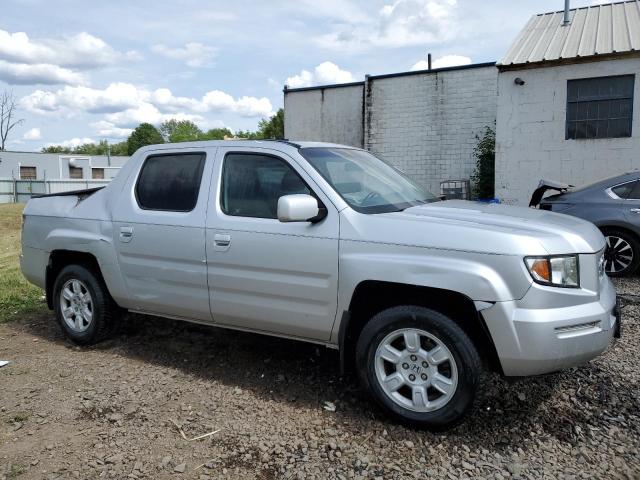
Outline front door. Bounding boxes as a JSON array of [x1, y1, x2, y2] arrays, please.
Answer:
[[205, 147, 339, 341], [113, 148, 214, 322]]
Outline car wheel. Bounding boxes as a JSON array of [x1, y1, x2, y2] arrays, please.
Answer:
[[53, 264, 120, 345], [602, 229, 640, 277], [356, 305, 480, 430]]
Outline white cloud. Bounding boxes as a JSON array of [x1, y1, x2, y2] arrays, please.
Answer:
[[90, 121, 133, 139], [0, 60, 85, 85], [104, 104, 205, 129], [23, 128, 42, 140], [21, 82, 146, 114], [315, 0, 458, 51], [0, 30, 126, 69], [285, 61, 355, 88], [46, 137, 95, 149], [411, 54, 471, 70], [151, 42, 217, 68], [22, 83, 274, 138], [22, 83, 272, 119], [151, 88, 203, 112], [0, 29, 137, 85], [288, 0, 370, 23]]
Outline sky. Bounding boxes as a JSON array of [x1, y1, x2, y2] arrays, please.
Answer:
[[0, 0, 604, 151]]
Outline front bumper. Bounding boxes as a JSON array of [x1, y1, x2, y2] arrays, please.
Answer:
[[482, 276, 618, 376]]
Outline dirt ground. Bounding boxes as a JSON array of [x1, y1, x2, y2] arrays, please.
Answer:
[[1, 280, 639, 479]]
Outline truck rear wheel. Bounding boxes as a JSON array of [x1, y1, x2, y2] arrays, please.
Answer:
[[356, 305, 480, 430], [53, 264, 119, 345]]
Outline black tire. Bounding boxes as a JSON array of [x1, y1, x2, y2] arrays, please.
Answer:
[[52, 264, 120, 345], [601, 228, 640, 277], [356, 306, 480, 430]]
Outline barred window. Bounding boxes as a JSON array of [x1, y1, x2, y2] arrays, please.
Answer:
[[20, 166, 36, 180], [566, 75, 634, 140]]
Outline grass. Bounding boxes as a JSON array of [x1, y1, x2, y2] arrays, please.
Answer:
[[7, 463, 25, 479], [12, 412, 30, 423], [0, 203, 45, 323]]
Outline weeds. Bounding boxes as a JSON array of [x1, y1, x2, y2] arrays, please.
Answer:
[[0, 204, 45, 323]]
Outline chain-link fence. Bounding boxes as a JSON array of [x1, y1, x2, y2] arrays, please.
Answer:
[[0, 178, 110, 204]]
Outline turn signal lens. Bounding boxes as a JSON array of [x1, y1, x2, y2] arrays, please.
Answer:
[[528, 258, 550, 282], [525, 255, 579, 288]]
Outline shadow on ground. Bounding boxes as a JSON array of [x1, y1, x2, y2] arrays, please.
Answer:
[[10, 310, 624, 448]]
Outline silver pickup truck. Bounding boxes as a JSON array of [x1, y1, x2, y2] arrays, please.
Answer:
[[20, 140, 620, 429]]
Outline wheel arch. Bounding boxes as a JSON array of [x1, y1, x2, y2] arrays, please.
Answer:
[[598, 224, 640, 241], [46, 250, 116, 310], [338, 280, 502, 376]]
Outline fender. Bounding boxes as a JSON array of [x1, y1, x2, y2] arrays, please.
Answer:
[[330, 243, 532, 344], [42, 223, 130, 307]]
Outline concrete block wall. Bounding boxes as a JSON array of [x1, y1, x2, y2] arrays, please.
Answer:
[[496, 57, 640, 205], [284, 83, 364, 147], [364, 65, 498, 195]]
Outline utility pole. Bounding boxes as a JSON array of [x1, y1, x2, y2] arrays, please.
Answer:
[[106, 139, 111, 166]]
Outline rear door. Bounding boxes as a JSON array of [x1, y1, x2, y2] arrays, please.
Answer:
[[622, 180, 640, 224], [205, 147, 340, 341], [112, 147, 215, 322]]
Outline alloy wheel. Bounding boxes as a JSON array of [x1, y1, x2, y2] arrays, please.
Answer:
[[374, 328, 458, 412], [60, 279, 94, 333], [604, 235, 634, 274]]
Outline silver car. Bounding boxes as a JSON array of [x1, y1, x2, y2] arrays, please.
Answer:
[[20, 140, 620, 429]]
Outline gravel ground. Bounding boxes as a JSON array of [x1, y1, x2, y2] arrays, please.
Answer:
[[1, 278, 639, 480]]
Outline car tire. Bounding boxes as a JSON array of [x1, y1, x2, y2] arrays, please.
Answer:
[[356, 305, 480, 431], [52, 264, 120, 345], [601, 228, 640, 277]]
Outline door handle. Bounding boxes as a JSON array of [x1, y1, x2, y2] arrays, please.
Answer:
[[214, 234, 231, 247], [630, 208, 640, 214], [119, 226, 134, 243]]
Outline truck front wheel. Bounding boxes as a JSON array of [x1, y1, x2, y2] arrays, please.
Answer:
[[52, 264, 119, 345], [355, 306, 480, 430]]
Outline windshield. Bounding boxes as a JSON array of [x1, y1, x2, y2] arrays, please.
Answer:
[[300, 148, 438, 214]]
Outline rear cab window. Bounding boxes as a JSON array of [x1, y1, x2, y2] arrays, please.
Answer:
[[136, 153, 206, 211]]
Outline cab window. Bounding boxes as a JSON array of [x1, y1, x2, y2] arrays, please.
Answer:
[[221, 153, 311, 219]]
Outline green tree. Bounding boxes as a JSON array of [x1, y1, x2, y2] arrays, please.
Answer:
[[200, 127, 233, 140], [470, 126, 496, 199], [159, 119, 203, 143], [41, 145, 70, 153], [109, 141, 129, 156], [42, 139, 130, 156], [127, 123, 164, 155], [256, 108, 284, 139], [234, 129, 260, 139]]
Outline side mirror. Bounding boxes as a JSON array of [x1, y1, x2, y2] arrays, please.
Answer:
[[277, 194, 320, 222]]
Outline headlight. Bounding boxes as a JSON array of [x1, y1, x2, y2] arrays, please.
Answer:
[[524, 255, 579, 288]]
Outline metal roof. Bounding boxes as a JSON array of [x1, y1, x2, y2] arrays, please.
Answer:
[[498, 1, 640, 67]]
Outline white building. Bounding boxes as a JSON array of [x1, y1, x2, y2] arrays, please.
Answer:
[[0, 151, 130, 203], [496, 0, 640, 205], [0, 151, 128, 181], [284, 1, 640, 204]]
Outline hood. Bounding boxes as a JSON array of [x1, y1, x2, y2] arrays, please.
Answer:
[[341, 200, 605, 256]]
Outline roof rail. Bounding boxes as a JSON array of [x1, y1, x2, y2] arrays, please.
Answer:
[[262, 139, 301, 148]]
